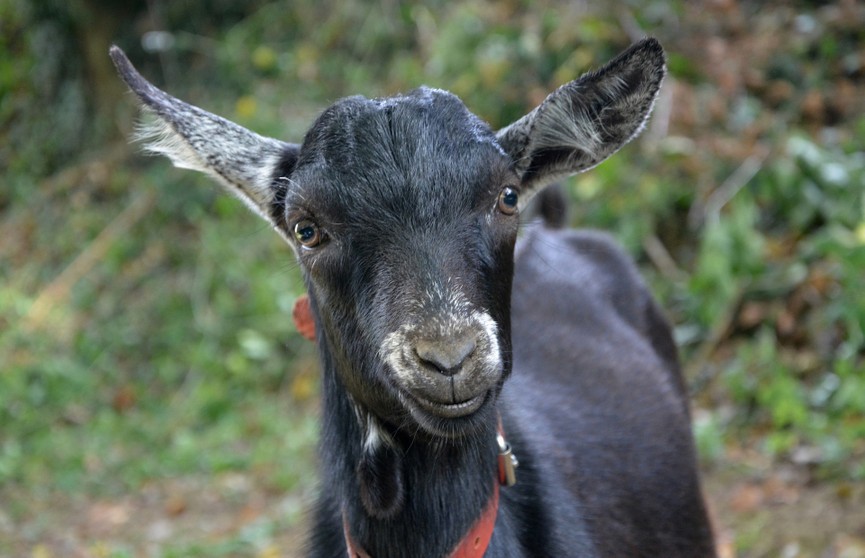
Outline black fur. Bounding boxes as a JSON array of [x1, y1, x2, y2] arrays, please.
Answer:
[[534, 183, 569, 228], [356, 436, 404, 519], [110, 38, 716, 558], [268, 144, 301, 224]]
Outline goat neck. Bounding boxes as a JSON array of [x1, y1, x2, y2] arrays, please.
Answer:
[[311, 287, 505, 557]]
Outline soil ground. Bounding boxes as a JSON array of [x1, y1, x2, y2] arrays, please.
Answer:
[[3, 467, 864, 557]]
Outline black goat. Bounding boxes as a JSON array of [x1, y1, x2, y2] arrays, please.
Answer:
[[110, 38, 715, 557]]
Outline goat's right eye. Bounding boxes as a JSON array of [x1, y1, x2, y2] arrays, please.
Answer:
[[293, 219, 322, 248], [497, 187, 519, 215]]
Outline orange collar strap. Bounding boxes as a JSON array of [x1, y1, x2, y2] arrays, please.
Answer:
[[449, 481, 500, 558]]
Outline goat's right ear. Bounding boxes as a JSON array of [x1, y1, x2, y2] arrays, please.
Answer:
[[496, 38, 665, 206], [109, 46, 300, 235]]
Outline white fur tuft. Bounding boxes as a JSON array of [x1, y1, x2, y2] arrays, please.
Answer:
[[532, 95, 603, 160], [135, 110, 209, 174]]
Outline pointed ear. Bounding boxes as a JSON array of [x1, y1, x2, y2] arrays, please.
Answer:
[[109, 46, 300, 233], [496, 38, 665, 205]]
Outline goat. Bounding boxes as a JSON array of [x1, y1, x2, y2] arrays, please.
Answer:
[[110, 38, 715, 557]]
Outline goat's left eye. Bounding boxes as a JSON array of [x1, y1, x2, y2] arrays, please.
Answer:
[[497, 187, 519, 215], [294, 219, 323, 248]]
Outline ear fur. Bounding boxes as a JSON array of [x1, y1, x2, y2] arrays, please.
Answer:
[[497, 38, 666, 205], [109, 46, 300, 232]]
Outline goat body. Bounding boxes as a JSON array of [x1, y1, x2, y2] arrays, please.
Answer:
[[110, 38, 715, 557]]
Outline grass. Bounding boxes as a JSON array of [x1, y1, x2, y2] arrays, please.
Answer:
[[0, 151, 321, 554]]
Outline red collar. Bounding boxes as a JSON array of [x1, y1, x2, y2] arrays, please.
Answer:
[[295, 294, 516, 557]]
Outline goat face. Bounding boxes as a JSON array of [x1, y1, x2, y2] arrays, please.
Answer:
[[109, 37, 665, 439], [286, 90, 517, 436]]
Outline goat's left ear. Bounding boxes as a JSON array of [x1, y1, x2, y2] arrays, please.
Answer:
[[109, 46, 300, 237], [496, 38, 665, 204]]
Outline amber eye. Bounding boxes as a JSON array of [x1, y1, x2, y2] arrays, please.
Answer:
[[497, 186, 519, 215], [293, 219, 322, 248]]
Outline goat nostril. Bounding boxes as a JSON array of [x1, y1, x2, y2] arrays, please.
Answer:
[[414, 336, 477, 376]]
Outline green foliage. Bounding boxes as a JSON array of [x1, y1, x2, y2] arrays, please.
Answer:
[[720, 328, 865, 476], [0, 0, 90, 184], [690, 134, 865, 477], [689, 192, 766, 329]]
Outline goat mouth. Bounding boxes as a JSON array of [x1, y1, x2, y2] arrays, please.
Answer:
[[406, 390, 488, 419]]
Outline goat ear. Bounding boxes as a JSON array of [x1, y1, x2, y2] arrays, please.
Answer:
[[496, 38, 665, 203], [109, 46, 300, 233]]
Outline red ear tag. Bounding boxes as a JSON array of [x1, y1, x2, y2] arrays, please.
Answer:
[[292, 294, 316, 341]]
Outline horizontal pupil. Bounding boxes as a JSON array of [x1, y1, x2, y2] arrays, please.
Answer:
[[504, 191, 518, 205]]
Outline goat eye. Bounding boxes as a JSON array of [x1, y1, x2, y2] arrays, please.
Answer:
[[293, 219, 322, 248], [497, 187, 519, 215]]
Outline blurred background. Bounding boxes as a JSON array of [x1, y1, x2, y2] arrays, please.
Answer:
[[1, 0, 863, 556]]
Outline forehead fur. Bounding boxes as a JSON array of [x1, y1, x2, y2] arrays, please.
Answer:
[[289, 87, 510, 222], [300, 87, 503, 163]]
